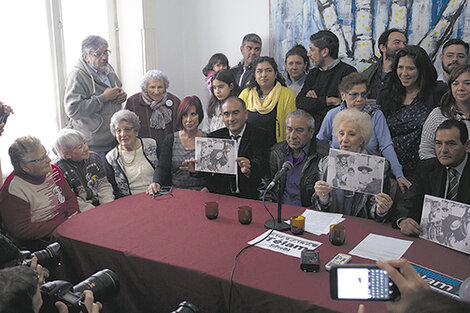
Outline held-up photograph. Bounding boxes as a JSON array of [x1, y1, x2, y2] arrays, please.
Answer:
[[326, 148, 385, 195], [195, 137, 237, 175]]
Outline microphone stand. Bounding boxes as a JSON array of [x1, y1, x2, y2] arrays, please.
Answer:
[[264, 173, 290, 231]]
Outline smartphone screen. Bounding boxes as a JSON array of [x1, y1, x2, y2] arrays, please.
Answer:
[[330, 265, 399, 301], [159, 186, 172, 194]]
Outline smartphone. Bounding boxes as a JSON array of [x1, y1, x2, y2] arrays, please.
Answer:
[[330, 264, 400, 301], [159, 186, 172, 195]]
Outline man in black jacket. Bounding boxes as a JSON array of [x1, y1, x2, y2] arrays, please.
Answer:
[[260, 110, 324, 207], [206, 97, 270, 199], [296, 30, 356, 133], [363, 29, 407, 99], [396, 120, 470, 236], [230, 33, 262, 89]]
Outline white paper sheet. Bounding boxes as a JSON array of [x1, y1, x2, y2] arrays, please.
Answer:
[[248, 230, 322, 258], [349, 233, 413, 261], [300, 209, 345, 235]]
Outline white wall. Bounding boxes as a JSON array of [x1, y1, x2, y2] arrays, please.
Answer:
[[117, 0, 270, 104]]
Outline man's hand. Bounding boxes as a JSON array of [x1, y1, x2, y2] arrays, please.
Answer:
[[180, 158, 197, 173], [327, 97, 341, 106], [306, 90, 317, 98], [236, 157, 251, 175], [377, 259, 429, 313], [398, 218, 422, 236], [29, 256, 49, 285], [55, 290, 102, 313], [103, 87, 124, 102], [116, 89, 127, 104]]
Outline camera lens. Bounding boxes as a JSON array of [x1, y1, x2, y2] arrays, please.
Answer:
[[29, 242, 61, 267], [73, 269, 119, 302]]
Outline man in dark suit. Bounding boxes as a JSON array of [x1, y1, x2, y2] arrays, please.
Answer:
[[397, 120, 470, 236], [206, 96, 270, 199]]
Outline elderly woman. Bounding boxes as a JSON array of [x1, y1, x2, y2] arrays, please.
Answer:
[[239, 56, 296, 144], [420, 64, 470, 159], [377, 45, 447, 178], [146, 96, 207, 195], [53, 129, 114, 212], [317, 72, 411, 193], [106, 110, 158, 198], [0, 136, 79, 248], [125, 69, 180, 152], [313, 109, 394, 221]]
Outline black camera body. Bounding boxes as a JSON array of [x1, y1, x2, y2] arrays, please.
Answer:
[[40, 280, 84, 313], [40, 269, 119, 313]]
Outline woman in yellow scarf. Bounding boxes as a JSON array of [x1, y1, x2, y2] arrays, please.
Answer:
[[239, 56, 296, 143]]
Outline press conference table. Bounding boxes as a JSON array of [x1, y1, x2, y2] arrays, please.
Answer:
[[55, 189, 470, 313]]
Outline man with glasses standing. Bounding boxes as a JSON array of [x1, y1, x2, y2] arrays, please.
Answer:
[[64, 35, 127, 165], [0, 136, 79, 250]]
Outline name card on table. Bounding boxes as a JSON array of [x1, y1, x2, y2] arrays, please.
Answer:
[[248, 230, 322, 258]]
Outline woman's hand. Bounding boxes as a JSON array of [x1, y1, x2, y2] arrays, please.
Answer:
[[375, 193, 393, 214], [180, 158, 197, 173], [146, 183, 161, 196], [314, 180, 332, 200], [397, 176, 412, 193]]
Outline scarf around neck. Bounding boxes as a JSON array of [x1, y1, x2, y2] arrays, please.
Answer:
[[246, 82, 282, 114], [141, 91, 172, 129]]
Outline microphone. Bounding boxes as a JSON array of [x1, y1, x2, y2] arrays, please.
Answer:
[[267, 161, 294, 191]]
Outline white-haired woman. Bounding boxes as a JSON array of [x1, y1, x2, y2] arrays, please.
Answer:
[[125, 69, 180, 152], [53, 129, 114, 212], [313, 109, 395, 221], [106, 110, 158, 198]]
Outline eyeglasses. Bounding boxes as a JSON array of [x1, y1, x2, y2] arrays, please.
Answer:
[[347, 92, 367, 100], [114, 127, 134, 135], [24, 151, 50, 163], [91, 49, 111, 58]]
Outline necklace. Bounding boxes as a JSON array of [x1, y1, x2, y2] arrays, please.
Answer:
[[119, 146, 137, 166]]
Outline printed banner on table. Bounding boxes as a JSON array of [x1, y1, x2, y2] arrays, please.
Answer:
[[410, 262, 463, 299], [195, 137, 237, 175], [420, 195, 470, 254], [248, 230, 322, 258], [326, 148, 385, 195]]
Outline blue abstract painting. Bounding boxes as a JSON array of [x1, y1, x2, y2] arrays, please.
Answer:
[[270, 0, 470, 72]]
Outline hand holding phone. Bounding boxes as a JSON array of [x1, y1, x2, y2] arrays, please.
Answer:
[[330, 264, 400, 301]]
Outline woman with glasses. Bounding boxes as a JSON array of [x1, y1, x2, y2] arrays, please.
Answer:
[[0, 136, 79, 250], [105, 110, 158, 198], [317, 72, 411, 193]]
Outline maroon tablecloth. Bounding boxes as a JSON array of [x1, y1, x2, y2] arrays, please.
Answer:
[[55, 189, 470, 313]]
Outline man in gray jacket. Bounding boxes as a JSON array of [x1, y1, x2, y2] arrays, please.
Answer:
[[64, 35, 127, 163], [261, 110, 324, 207]]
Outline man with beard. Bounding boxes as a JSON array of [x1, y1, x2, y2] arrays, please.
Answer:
[[64, 35, 127, 166], [363, 29, 407, 99], [438, 39, 469, 83], [296, 30, 356, 133]]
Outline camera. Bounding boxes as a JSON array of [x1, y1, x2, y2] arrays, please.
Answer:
[[40, 269, 119, 313], [171, 301, 199, 313], [22, 242, 61, 268]]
